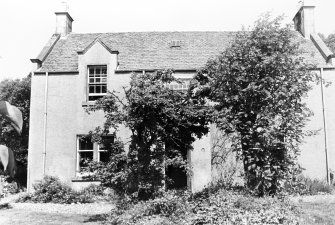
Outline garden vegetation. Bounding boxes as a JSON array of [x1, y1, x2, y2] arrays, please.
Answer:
[[192, 14, 315, 196]]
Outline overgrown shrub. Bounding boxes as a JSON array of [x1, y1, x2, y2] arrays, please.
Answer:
[[82, 139, 129, 196], [106, 188, 299, 225], [107, 191, 190, 225], [20, 176, 92, 204], [0, 176, 21, 199], [81, 184, 117, 202], [144, 191, 188, 217], [192, 14, 316, 196], [3, 181, 19, 194], [286, 175, 335, 195], [82, 184, 105, 196]]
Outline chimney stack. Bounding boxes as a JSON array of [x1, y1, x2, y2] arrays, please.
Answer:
[[55, 2, 73, 37], [293, 1, 315, 39]]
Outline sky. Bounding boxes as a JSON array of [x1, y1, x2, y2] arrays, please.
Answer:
[[0, 0, 335, 81]]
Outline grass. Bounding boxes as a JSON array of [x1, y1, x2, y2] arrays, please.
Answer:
[[293, 195, 335, 225], [0, 209, 104, 225]]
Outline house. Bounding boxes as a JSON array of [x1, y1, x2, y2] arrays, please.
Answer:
[[27, 3, 335, 192]]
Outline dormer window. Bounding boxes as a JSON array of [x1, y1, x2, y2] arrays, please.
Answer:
[[166, 78, 190, 92], [169, 40, 182, 48], [88, 65, 107, 101]]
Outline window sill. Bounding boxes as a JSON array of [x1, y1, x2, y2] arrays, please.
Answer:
[[72, 176, 100, 182], [81, 101, 95, 107]]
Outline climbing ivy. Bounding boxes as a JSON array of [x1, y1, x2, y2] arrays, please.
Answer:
[[88, 70, 210, 199]]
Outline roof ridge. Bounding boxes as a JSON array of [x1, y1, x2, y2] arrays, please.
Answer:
[[68, 31, 238, 35]]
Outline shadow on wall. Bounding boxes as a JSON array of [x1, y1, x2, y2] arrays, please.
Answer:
[[211, 126, 244, 187]]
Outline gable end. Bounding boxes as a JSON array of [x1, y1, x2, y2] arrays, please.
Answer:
[[77, 38, 119, 55]]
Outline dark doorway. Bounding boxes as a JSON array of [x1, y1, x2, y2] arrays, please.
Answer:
[[164, 139, 189, 190], [166, 165, 187, 189]]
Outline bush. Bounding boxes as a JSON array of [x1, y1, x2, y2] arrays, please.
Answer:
[[81, 184, 104, 196], [286, 175, 335, 195], [105, 188, 299, 225], [1, 181, 20, 196], [105, 191, 189, 224], [191, 190, 298, 225], [81, 184, 117, 202], [144, 191, 188, 217], [0, 176, 21, 199], [82, 140, 129, 196], [21, 176, 92, 204]]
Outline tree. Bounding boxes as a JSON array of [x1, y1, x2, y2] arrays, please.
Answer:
[[88, 70, 210, 199], [319, 33, 335, 53], [192, 15, 315, 196], [0, 75, 31, 166]]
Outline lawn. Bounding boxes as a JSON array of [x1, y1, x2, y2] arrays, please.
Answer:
[[0, 208, 105, 225], [0, 199, 113, 225], [293, 195, 335, 225]]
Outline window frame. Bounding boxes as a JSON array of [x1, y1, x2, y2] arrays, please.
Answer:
[[76, 135, 113, 175], [166, 78, 191, 92], [87, 65, 108, 102]]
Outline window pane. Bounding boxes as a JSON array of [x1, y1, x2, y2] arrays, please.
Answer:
[[89, 68, 94, 75], [100, 136, 114, 150], [89, 85, 94, 94], [96, 68, 101, 74], [102, 77, 107, 83], [96, 85, 101, 93], [79, 137, 93, 150], [99, 152, 109, 163], [102, 67, 107, 74], [89, 78, 94, 83], [96, 77, 101, 83], [79, 151, 93, 169], [102, 85, 107, 93], [89, 95, 102, 101]]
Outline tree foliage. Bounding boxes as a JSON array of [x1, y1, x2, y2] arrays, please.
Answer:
[[88, 70, 210, 199], [319, 33, 335, 53], [0, 75, 31, 165], [192, 15, 315, 195], [83, 139, 129, 196]]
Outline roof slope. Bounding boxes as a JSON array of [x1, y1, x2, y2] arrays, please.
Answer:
[[34, 34, 60, 63], [36, 31, 327, 73]]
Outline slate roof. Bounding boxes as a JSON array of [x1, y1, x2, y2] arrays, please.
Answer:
[[35, 31, 328, 73]]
